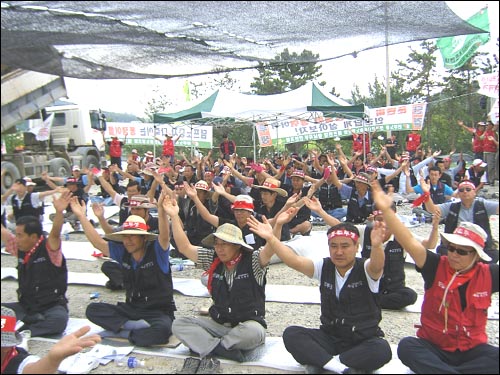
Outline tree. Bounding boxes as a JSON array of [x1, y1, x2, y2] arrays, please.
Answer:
[[250, 49, 322, 95]]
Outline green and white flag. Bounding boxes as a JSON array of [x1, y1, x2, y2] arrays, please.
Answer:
[[437, 7, 490, 70]]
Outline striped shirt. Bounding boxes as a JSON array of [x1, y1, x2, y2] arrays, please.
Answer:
[[197, 247, 267, 290]]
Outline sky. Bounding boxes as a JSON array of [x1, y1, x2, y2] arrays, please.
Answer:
[[64, 1, 499, 118]]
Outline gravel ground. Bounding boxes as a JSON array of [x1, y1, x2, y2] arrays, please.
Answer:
[[1, 185, 498, 374]]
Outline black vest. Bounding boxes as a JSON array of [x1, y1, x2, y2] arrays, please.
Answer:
[[17, 237, 68, 313], [11, 193, 42, 222], [442, 200, 494, 251], [185, 200, 216, 246], [122, 241, 176, 315], [467, 166, 485, 187], [346, 189, 373, 224], [424, 181, 447, 211], [318, 183, 343, 210], [209, 252, 267, 328], [362, 227, 406, 292], [119, 196, 130, 225], [319, 258, 383, 344]]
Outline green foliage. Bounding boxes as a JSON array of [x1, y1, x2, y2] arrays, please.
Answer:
[[250, 49, 322, 94]]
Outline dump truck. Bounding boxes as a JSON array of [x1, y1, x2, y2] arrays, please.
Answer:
[[1, 68, 107, 193]]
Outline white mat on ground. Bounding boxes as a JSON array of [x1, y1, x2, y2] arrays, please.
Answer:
[[3, 269, 498, 319], [30, 318, 412, 373], [2, 241, 102, 261]]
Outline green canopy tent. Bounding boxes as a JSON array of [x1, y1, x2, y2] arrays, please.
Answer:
[[153, 82, 367, 160]]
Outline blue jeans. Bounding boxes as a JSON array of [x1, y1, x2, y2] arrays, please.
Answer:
[[312, 208, 346, 221]]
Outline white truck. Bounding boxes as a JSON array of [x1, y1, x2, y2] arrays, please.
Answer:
[[1, 69, 107, 193]]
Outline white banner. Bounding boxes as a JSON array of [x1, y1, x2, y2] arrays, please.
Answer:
[[256, 103, 427, 147], [105, 122, 213, 149], [30, 113, 54, 141], [489, 98, 499, 124], [477, 72, 499, 98]]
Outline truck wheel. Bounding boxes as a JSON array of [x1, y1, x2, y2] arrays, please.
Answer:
[[84, 155, 99, 169], [1, 161, 21, 194], [49, 158, 71, 177]]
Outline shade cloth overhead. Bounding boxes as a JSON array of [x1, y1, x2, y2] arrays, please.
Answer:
[[153, 81, 368, 125], [1, 1, 487, 79]]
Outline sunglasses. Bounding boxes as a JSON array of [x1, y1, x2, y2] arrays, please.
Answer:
[[458, 187, 473, 193], [447, 244, 475, 256]]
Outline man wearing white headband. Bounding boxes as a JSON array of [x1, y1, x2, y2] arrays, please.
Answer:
[[421, 179, 499, 263], [247, 215, 391, 374], [372, 180, 498, 374]]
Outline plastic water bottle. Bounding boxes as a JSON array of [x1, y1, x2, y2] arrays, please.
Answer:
[[114, 356, 150, 369], [61, 228, 70, 241], [411, 214, 418, 225], [171, 263, 184, 272], [420, 214, 426, 224]]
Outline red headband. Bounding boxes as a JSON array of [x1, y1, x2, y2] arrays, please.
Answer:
[[231, 200, 254, 211], [1, 315, 16, 332], [327, 230, 359, 242], [123, 221, 148, 231], [128, 200, 145, 207], [458, 181, 476, 190], [453, 227, 485, 248], [262, 180, 280, 189]]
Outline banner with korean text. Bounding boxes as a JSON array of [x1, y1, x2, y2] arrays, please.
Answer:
[[105, 122, 213, 149], [256, 103, 427, 147]]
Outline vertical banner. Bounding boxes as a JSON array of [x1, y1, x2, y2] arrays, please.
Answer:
[[437, 7, 490, 70], [255, 122, 273, 147]]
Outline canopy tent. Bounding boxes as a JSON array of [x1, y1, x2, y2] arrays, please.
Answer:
[[1, 2, 487, 79], [153, 82, 369, 160], [153, 82, 367, 125]]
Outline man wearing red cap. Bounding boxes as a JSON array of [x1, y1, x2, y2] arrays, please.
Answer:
[[421, 179, 499, 263], [372, 181, 499, 374]]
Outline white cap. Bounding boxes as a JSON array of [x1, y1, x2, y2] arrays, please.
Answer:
[[472, 159, 487, 167], [72, 165, 80, 171], [23, 177, 36, 186]]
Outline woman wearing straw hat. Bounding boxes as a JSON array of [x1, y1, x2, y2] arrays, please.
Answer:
[[164, 197, 276, 367], [371, 180, 499, 374], [68, 190, 176, 347]]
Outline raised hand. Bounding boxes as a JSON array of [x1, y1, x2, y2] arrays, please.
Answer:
[[276, 207, 298, 226], [247, 215, 273, 241], [183, 181, 197, 199], [91, 202, 105, 218], [370, 219, 387, 248], [53, 190, 72, 213]]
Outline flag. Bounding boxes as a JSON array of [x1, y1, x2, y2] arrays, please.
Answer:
[[30, 113, 54, 141], [437, 7, 490, 70], [183, 80, 191, 102]]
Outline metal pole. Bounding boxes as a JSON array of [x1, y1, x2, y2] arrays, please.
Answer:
[[385, 2, 392, 140]]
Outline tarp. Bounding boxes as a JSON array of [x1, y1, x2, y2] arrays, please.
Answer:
[[1, 2, 487, 79], [154, 82, 366, 124]]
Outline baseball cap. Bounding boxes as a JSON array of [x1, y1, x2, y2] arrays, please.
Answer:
[[131, 149, 138, 154], [472, 159, 487, 168], [23, 177, 36, 187], [72, 165, 81, 171]]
